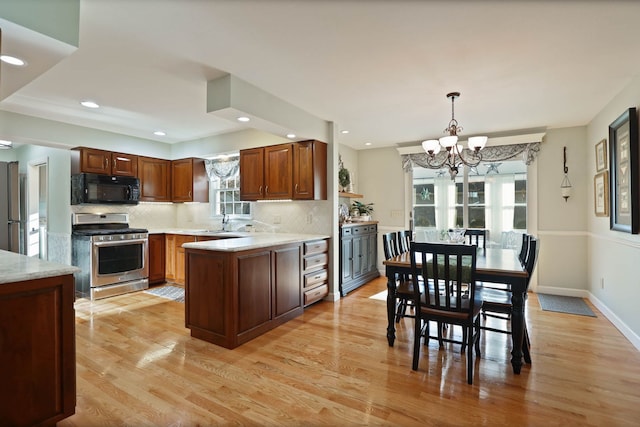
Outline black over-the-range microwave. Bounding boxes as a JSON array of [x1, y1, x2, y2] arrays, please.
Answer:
[[71, 173, 140, 205]]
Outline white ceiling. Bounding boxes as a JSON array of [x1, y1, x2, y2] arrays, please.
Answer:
[[2, 1, 640, 150]]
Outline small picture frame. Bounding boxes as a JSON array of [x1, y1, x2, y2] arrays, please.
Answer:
[[594, 171, 609, 217], [595, 139, 607, 172]]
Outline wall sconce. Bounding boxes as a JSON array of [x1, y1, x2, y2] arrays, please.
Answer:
[[561, 146, 572, 202]]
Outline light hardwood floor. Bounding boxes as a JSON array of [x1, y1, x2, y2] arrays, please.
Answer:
[[59, 277, 640, 426]]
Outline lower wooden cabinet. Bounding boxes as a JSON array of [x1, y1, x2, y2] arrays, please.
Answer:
[[165, 234, 196, 285], [148, 233, 166, 285], [0, 274, 76, 425], [185, 243, 304, 349]]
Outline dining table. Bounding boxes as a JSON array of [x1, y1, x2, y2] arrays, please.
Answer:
[[383, 247, 529, 374]]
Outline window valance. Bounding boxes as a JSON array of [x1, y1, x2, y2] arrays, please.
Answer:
[[401, 142, 541, 173], [204, 156, 239, 180]]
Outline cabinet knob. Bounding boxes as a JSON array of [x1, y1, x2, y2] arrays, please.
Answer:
[[265, 185, 269, 194], [295, 184, 299, 193], [259, 185, 263, 195], [113, 158, 117, 169]]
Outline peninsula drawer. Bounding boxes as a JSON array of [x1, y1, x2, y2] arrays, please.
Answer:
[[304, 253, 328, 271], [304, 284, 328, 306], [304, 268, 328, 288], [304, 239, 328, 255]]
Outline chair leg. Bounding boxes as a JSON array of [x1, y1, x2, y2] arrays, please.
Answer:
[[474, 317, 482, 358], [412, 317, 422, 371], [437, 321, 444, 348], [461, 326, 468, 353], [467, 324, 473, 385]]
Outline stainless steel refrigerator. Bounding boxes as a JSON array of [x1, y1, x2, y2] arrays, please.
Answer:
[[0, 161, 23, 253]]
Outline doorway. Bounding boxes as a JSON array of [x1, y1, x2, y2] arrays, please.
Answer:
[[27, 159, 48, 259]]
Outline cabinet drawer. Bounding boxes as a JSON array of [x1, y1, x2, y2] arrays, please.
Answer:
[[304, 283, 328, 306], [304, 268, 328, 288], [352, 225, 371, 236], [304, 253, 328, 271], [304, 239, 328, 255], [341, 227, 353, 237]]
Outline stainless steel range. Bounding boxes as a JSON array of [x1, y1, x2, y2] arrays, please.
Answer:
[[72, 213, 149, 300]]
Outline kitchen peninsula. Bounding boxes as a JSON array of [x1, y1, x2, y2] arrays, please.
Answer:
[[183, 233, 330, 349], [0, 250, 79, 426]]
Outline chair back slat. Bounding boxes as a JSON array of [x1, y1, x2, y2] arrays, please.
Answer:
[[524, 237, 539, 289], [397, 230, 413, 254], [410, 242, 477, 315], [519, 233, 531, 264], [464, 229, 487, 249], [382, 232, 400, 260]]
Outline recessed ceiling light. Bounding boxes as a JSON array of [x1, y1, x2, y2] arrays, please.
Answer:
[[341, 130, 350, 134], [237, 116, 250, 122], [0, 55, 26, 66], [286, 133, 296, 139], [153, 131, 166, 136], [80, 100, 100, 109], [365, 142, 372, 146], [0, 139, 13, 149]]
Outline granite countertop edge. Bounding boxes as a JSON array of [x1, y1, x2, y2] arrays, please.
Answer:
[[0, 250, 80, 285], [182, 233, 330, 252]]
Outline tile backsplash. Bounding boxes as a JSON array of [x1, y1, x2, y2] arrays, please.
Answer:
[[71, 200, 332, 235]]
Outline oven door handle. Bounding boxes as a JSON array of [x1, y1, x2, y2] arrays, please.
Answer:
[[93, 238, 148, 247]]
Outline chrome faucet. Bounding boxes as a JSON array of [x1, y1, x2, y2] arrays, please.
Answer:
[[221, 206, 229, 231]]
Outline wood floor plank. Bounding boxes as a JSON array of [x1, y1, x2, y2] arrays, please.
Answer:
[[58, 278, 640, 426]]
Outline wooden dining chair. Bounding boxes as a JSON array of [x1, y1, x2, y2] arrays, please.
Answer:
[[464, 228, 487, 249], [479, 236, 539, 363], [383, 232, 419, 322], [409, 242, 482, 385]]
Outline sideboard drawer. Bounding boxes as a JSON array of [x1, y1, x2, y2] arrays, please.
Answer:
[[304, 253, 328, 271], [304, 239, 328, 256], [304, 268, 328, 289], [304, 284, 328, 306]]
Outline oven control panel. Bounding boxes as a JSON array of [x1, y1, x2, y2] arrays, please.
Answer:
[[90, 233, 148, 242]]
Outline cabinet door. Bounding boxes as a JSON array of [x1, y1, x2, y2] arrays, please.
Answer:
[[138, 156, 171, 201], [148, 234, 165, 284], [171, 158, 194, 202], [111, 152, 138, 177], [239, 148, 265, 200], [264, 143, 293, 199], [293, 140, 327, 200], [272, 245, 302, 318], [352, 235, 364, 278], [341, 237, 354, 283], [292, 141, 314, 200], [80, 148, 111, 174], [165, 234, 176, 282], [175, 235, 196, 286], [365, 232, 377, 273], [237, 251, 272, 333]]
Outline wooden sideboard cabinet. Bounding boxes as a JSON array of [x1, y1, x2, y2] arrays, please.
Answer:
[[302, 238, 329, 306], [0, 274, 76, 425], [339, 222, 379, 296], [71, 147, 138, 177], [171, 157, 209, 203], [138, 155, 172, 202]]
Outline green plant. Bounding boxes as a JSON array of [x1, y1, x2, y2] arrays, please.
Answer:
[[351, 200, 374, 215]]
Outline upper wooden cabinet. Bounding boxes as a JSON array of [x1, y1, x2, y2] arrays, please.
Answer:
[[240, 140, 327, 201], [71, 147, 138, 177], [293, 140, 327, 200], [171, 158, 209, 203], [138, 156, 171, 202]]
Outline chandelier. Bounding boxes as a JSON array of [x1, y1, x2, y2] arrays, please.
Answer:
[[421, 92, 487, 179]]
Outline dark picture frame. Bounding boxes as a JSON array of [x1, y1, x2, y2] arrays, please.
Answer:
[[595, 139, 607, 172], [609, 107, 639, 233]]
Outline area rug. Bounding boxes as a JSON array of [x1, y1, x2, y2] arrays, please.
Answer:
[[144, 285, 185, 303], [537, 294, 596, 317]]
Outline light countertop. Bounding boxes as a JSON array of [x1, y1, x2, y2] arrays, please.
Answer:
[[0, 250, 80, 285], [148, 228, 250, 238], [182, 233, 330, 252]]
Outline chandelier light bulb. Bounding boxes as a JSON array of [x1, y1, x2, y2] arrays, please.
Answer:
[[422, 139, 441, 154], [468, 136, 488, 151]]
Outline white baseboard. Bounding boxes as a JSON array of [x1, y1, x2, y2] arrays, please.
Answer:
[[535, 286, 640, 352]]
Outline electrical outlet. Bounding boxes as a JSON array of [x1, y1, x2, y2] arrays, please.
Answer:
[[306, 213, 313, 224]]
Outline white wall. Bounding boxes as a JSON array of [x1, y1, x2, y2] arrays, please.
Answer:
[[586, 73, 640, 346]]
